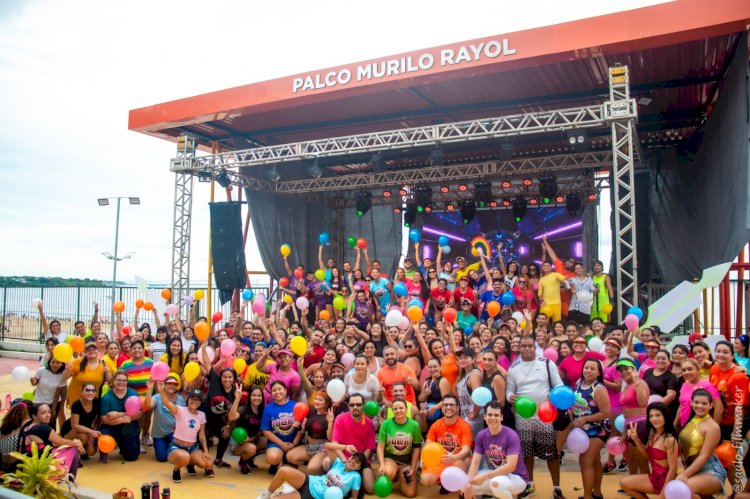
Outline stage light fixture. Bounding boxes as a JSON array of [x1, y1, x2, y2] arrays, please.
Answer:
[[474, 180, 493, 208], [424, 206, 432, 213], [458, 184, 468, 192], [566, 193, 582, 216], [566, 129, 589, 152], [489, 201, 498, 208], [439, 185, 449, 193], [502, 198, 511, 207], [370, 153, 385, 172], [587, 193, 598, 201], [382, 190, 392, 198], [555, 195, 565, 204], [404, 203, 417, 227], [399, 188, 408, 197], [529, 198, 539, 206], [215, 170, 231, 188], [522, 178, 533, 186], [498, 141, 514, 160], [500, 180, 512, 189], [512, 197, 527, 222], [460, 200, 476, 225], [307, 159, 323, 179], [266, 165, 282, 182], [197, 171, 212, 183], [538, 175, 558, 204], [355, 190, 372, 217], [414, 185, 433, 213], [430, 148, 445, 166], [393, 206, 402, 214], [446, 202, 455, 212]]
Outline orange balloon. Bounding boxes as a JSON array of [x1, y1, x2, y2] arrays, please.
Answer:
[[194, 322, 210, 341], [135, 299, 144, 309], [69, 336, 84, 353], [98, 435, 116, 453], [319, 310, 331, 321], [407, 305, 423, 323], [161, 289, 172, 300], [143, 301, 154, 311], [716, 441, 736, 468], [112, 301, 125, 313], [421, 442, 446, 468], [486, 301, 501, 318]]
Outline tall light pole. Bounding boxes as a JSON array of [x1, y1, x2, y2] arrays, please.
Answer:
[[98, 197, 139, 330]]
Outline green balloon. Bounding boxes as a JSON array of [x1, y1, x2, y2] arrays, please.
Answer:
[[374, 475, 393, 498], [347, 236, 357, 248], [364, 400, 379, 417], [22, 390, 34, 402], [515, 396, 537, 419], [315, 269, 326, 281], [333, 295, 346, 311], [231, 426, 248, 443]]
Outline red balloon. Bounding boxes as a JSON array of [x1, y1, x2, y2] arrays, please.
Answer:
[[716, 441, 736, 468], [538, 400, 558, 424], [279, 277, 290, 288], [293, 402, 309, 422], [294, 269, 304, 279], [442, 307, 457, 323], [122, 325, 132, 336], [212, 312, 223, 323], [356, 238, 367, 249]]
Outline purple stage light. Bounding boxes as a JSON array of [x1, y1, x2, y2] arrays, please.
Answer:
[[423, 245, 432, 260], [422, 226, 467, 242], [574, 241, 583, 258], [518, 245, 528, 256], [532, 221, 583, 240]]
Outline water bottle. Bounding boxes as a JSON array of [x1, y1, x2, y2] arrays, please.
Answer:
[[161, 489, 170, 499], [150, 481, 159, 499], [5, 393, 11, 411], [140, 483, 150, 499]]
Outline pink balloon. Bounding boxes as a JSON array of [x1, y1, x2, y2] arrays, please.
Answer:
[[252, 299, 266, 315], [440, 466, 469, 492], [648, 394, 664, 405], [399, 316, 410, 330], [624, 313, 640, 331], [165, 304, 179, 316], [255, 293, 266, 302], [566, 428, 590, 454], [198, 346, 215, 366], [124, 395, 141, 417], [606, 436, 627, 455], [295, 296, 309, 310], [220, 339, 236, 357], [543, 348, 559, 362], [664, 480, 691, 499], [150, 361, 170, 382], [341, 352, 355, 368]]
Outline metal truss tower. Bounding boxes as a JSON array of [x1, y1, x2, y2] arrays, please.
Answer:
[[171, 134, 196, 313]]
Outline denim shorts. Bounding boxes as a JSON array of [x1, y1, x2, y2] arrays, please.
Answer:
[[700, 455, 727, 490], [168, 441, 199, 457]]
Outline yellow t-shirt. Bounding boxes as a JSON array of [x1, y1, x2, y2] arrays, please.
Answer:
[[539, 272, 566, 305], [160, 353, 188, 375], [243, 360, 275, 391], [102, 354, 117, 374], [455, 262, 480, 281]]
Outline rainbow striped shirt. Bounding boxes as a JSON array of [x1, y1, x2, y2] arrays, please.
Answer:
[[120, 357, 154, 397]]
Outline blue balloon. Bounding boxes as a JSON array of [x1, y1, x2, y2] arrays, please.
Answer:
[[393, 282, 408, 297], [442, 245, 451, 255], [438, 235, 449, 247], [324, 487, 343, 499], [471, 386, 492, 407], [614, 414, 625, 432], [241, 289, 254, 301], [408, 299, 422, 309], [319, 232, 330, 245], [549, 386, 576, 410], [627, 306, 643, 320], [464, 326, 474, 336], [409, 228, 421, 243], [501, 291, 515, 306]]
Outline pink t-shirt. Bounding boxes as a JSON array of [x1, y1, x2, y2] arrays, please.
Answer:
[[558, 352, 606, 387], [264, 364, 301, 402], [603, 363, 623, 413], [636, 353, 656, 377], [331, 412, 376, 458], [173, 406, 206, 443], [679, 380, 720, 425]]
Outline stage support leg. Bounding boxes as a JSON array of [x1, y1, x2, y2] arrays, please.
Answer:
[[171, 135, 196, 316]]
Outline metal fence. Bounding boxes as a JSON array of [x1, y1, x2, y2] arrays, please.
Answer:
[[0, 277, 271, 343]]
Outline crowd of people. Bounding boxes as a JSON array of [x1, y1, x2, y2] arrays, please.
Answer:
[[2, 233, 750, 499]]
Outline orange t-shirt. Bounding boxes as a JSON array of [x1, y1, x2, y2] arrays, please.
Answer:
[[426, 417, 473, 455], [554, 259, 575, 308], [377, 363, 417, 404], [709, 364, 749, 426], [440, 354, 459, 391]]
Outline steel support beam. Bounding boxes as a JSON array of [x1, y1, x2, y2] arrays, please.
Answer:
[[171, 135, 196, 314]]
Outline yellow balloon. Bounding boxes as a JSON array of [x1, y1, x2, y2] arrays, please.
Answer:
[[471, 247, 479, 257], [101, 384, 109, 395], [283, 294, 293, 304], [602, 303, 614, 314], [53, 343, 73, 363], [233, 358, 247, 373], [520, 320, 527, 329], [280, 244, 291, 257], [184, 361, 200, 382], [194, 289, 205, 300], [290, 335, 308, 357]]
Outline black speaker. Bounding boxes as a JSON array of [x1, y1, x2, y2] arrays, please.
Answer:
[[210, 202, 247, 290]]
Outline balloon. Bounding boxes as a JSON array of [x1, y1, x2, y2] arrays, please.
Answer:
[[241, 289, 254, 301], [150, 361, 170, 382], [421, 442, 446, 468], [393, 282, 408, 297], [408, 299, 423, 309], [165, 304, 179, 316], [252, 299, 266, 315], [194, 289, 205, 300], [648, 394, 664, 405], [442, 245, 451, 255], [471, 248, 479, 257], [69, 336, 84, 353], [230, 357, 246, 373], [566, 428, 590, 454], [161, 289, 171, 300], [464, 326, 474, 336], [319, 232, 330, 245], [124, 396, 142, 417], [184, 361, 200, 382], [319, 310, 331, 321], [399, 316, 410, 330], [327, 379, 346, 402], [113, 301, 125, 313], [143, 301, 154, 311], [438, 235, 449, 246], [135, 299, 144, 309], [373, 475, 393, 498], [315, 269, 326, 281], [295, 296, 309, 311], [407, 305, 423, 323], [601, 303, 614, 314], [101, 384, 109, 395], [182, 295, 194, 306], [588, 337, 604, 353], [515, 396, 537, 418], [122, 326, 132, 336], [576, 290, 593, 305], [543, 348, 558, 362], [341, 352, 355, 368], [716, 441, 737, 468], [22, 390, 34, 402], [293, 402, 309, 422], [540, 305, 553, 317], [231, 427, 248, 443], [53, 343, 73, 363], [290, 336, 308, 357], [324, 487, 343, 499], [440, 466, 469, 492], [613, 414, 625, 432], [550, 386, 576, 410], [500, 292, 515, 306], [364, 400, 379, 417], [294, 268, 304, 279], [280, 244, 291, 257], [409, 228, 421, 242], [471, 386, 492, 407], [664, 480, 692, 499], [538, 401, 558, 423], [194, 322, 210, 341], [486, 301, 501, 318], [356, 238, 367, 249], [511, 311, 524, 323], [200, 346, 216, 365], [624, 314, 640, 331], [220, 339, 236, 357], [283, 294, 293, 304], [333, 295, 346, 311], [385, 308, 403, 327], [606, 436, 627, 455], [627, 306, 644, 320], [98, 435, 116, 453], [442, 307, 457, 323], [211, 311, 223, 323], [31, 298, 42, 308]]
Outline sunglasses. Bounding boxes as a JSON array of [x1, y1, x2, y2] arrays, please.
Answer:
[[239, 350, 251, 354], [83, 388, 97, 393], [114, 379, 128, 383], [348, 403, 363, 408]]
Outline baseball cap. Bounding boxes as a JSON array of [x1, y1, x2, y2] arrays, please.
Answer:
[[278, 349, 294, 357], [616, 359, 636, 369], [456, 347, 476, 358], [573, 336, 588, 344], [644, 340, 660, 348], [165, 373, 181, 390], [188, 389, 203, 401], [84, 339, 98, 350]]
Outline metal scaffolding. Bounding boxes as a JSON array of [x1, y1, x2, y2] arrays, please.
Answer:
[[171, 135, 196, 314]]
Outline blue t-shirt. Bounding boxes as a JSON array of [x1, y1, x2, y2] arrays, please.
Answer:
[[101, 388, 140, 436], [308, 458, 362, 499], [369, 278, 391, 315], [151, 394, 186, 438], [260, 399, 298, 444], [479, 290, 503, 320]]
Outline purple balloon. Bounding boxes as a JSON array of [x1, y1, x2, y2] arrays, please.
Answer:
[[440, 466, 469, 492], [566, 428, 590, 454], [664, 480, 691, 499]]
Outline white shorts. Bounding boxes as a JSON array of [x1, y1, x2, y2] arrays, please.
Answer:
[[472, 472, 527, 499]]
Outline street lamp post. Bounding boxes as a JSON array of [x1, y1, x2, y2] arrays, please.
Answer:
[[98, 197, 139, 331]]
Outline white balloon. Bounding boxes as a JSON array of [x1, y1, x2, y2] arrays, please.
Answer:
[[31, 299, 42, 307], [11, 366, 31, 382], [385, 309, 403, 328], [588, 337, 604, 353], [327, 379, 346, 402], [511, 311, 524, 324], [576, 290, 593, 305], [442, 245, 451, 255]]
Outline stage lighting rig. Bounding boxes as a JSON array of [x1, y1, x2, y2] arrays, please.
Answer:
[[566, 193, 582, 215], [512, 197, 528, 223], [403, 203, 417, 227], [215, 170, 231, 188], [414, 186, 433, 213], [355, 190, 372, 217], [430, 148, 445, 166], [474, 180, 493, 208], [460, 200, 476, 225], [539, 175, 558, 204], [307, 159, 323, 178]]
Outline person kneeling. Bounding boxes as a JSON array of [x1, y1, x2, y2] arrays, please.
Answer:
[[258, 448, 364, 499], [462, 402, 529, 499]]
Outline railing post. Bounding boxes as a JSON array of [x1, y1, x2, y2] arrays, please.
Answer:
[[76, 286, 81, 323], [38, 287, 45, 343], [1, 287, 6, 342]]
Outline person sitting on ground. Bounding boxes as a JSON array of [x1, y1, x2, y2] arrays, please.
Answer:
[[229, 386, 265, 475], [144, 373, 185, 463], [286, 389, 334, 473], [327, 394, 376, 495], [376, 398, 422, 498], [261, 380, 300, 476], [0, 401, 30, 472], [61, 382, 101, 461], [99, 370, 142, 463], [19, 403, 85, 479]]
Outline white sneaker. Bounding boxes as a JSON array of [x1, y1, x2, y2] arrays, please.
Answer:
[[141, 434, 153, 446], [272, 483, 295, 497], [257, 491, 272, 499]]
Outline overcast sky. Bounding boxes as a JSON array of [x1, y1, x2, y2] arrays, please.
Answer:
[[0, 0, 665, 283]]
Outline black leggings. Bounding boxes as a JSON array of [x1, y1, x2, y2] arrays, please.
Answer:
[[207, 416, 230, 461]]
